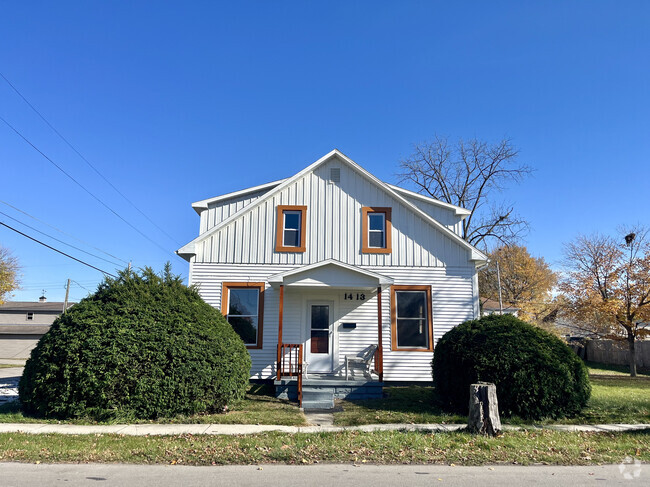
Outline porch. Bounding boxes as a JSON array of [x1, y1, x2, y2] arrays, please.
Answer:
[[275, 376, 385, 409], [269, 260, 392, 408]]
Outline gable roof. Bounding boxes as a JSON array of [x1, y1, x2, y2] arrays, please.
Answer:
[[190, 179, 470, 218], [191, 179, 286, 214], [178, 149, 488, 263], [387, 184, 471, 217], [268, 259, 394, 287]]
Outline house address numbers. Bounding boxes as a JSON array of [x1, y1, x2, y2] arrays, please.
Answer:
[[343, 292, 366, 301]]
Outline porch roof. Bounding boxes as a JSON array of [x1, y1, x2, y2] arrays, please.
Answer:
[[267, 259, 394, 289]]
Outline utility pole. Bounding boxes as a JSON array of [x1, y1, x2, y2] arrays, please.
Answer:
[[63, 278, 71, 313], [496, 261, 504, 315]]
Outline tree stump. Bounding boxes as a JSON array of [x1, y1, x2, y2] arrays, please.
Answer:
[[468, 382, 502, 436]]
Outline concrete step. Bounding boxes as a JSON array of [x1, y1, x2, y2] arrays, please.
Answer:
[[302, 390, 333, 401], [302, 389, 335, 410], [302, 399, 335, 410]]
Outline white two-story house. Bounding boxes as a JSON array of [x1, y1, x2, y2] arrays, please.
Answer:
[[177, 150, 487, 405]]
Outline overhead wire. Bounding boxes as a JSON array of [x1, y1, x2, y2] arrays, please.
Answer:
[[0, 199, 129, 265], [0, 221, 117, 278], [0, 71, 182, 247], [0, 210, 122, 267], [0, 115, 177, 260]]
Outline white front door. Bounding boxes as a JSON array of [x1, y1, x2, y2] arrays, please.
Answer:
[[306, 302, 334, 373]]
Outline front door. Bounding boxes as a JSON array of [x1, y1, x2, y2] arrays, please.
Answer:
[[306, 303, 334, 373]]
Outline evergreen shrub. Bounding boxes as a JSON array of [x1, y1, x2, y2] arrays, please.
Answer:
[[432, 314, 590, 420], [19, 266, 251, 420]]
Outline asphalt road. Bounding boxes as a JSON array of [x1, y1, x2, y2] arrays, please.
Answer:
[[0, 463, 644, 486]]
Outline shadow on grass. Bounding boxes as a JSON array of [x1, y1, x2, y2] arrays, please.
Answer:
[[335, 385, 467, 426]]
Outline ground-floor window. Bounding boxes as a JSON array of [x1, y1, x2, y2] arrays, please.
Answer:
[[221, 282, 265, 349], [390, 285, 433, 351]]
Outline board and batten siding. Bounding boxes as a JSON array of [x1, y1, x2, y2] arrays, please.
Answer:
[[194, 158, 472, 268], [190, 263, 476, 381], [199, 188, 272, 235], [398, 195, 465, 237]]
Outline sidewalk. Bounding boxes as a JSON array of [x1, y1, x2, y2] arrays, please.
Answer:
[[0, 422, 647, 436]]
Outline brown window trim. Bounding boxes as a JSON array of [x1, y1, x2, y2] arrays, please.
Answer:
[[362, 207, 392, 254], [275, 205, 307, 252], [390, 285, 433, 352], [221, 282, 265, 350]]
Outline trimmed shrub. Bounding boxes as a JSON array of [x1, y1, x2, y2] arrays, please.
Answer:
[[19, 266, 251, 420], [432, 314, 590, 420]]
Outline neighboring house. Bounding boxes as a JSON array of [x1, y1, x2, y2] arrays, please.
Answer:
[[177, 150, 487, 402], [0, 297, 73, 361], [480, 298, 520, 317]]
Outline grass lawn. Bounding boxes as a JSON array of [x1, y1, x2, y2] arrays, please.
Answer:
[[586, 361, 650, 377], [0, 429, 647, 465], [334, 363, 650, 426], [0, 383, 308, 426]]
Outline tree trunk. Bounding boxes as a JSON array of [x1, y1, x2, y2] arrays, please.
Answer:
[[628, 333, 637, 377], [468, 382, 502, 436]]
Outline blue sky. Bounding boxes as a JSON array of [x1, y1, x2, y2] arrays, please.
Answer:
[[1, 1, 648, 302]]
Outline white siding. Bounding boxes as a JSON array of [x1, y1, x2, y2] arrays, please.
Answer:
[[194, 158, 471, 267], [398, 195, 465, 236], [199, 188, 270, 234], [190, 263, 477, 382]]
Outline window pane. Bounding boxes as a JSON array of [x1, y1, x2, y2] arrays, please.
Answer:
[[311, 330, 329, 353], [228, 289, 259, 316], [369, 231, 384, 248], [397, 319, 428, 348], [284, 212, 301, 230], [283, 229, 300, 247], [228, 316, 258, 345], [396, 291, 426, 318], [368, 213, 385, 231], [311, 305, 329, 329]]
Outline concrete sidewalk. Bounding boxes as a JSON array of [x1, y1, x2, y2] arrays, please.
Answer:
[[0, 422, 647, 436]]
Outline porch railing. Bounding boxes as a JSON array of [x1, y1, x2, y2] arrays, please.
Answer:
[[277, 343, 303, 406]]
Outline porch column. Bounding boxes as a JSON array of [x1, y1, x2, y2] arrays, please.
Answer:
[[277, 284, 284, 379], [377, 286, 384, 382]]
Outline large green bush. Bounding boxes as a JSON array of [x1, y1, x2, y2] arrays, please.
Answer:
[[19, 266, 251, 420], [432, 314, 590, 420]]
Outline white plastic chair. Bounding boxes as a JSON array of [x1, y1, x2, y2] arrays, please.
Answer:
[[345, 344, 378, 380]]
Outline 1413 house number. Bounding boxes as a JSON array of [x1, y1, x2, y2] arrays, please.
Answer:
[[344, 293, 366, 301]]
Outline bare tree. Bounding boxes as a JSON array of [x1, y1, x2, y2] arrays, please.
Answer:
[[398, 136, 532, 248]]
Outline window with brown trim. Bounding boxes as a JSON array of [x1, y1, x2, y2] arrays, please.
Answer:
[[362, 207, 392, 254], [390, 285, 433, 351], [221, 282, 265, 349], [275, 205, 307, 252]]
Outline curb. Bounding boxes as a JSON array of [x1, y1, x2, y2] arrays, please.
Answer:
[[0, 423, 648, 436]]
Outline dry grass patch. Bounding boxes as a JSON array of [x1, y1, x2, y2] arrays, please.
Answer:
[[0, 429, 647, 465]]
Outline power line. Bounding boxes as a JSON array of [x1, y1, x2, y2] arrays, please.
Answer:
[[0, 199, 129, 265], [71, 280, 93, 293], [0, 210, 122, 267], [0, 221, 117, 278], [0, 71, 182, 247], [0, 115, 177, 259]]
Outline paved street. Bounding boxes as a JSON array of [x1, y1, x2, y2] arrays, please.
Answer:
[[0, 463, 644, 486]]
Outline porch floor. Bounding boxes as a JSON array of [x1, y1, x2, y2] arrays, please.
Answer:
[[275, 375, 384, 405]]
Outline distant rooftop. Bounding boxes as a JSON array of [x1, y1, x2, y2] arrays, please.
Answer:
[[0, 301, 75, 312]]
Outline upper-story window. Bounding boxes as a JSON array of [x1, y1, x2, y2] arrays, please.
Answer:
[[275, 205, 307, 252], [26, 312, 34, 321], [362, 207, 392, 254]]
